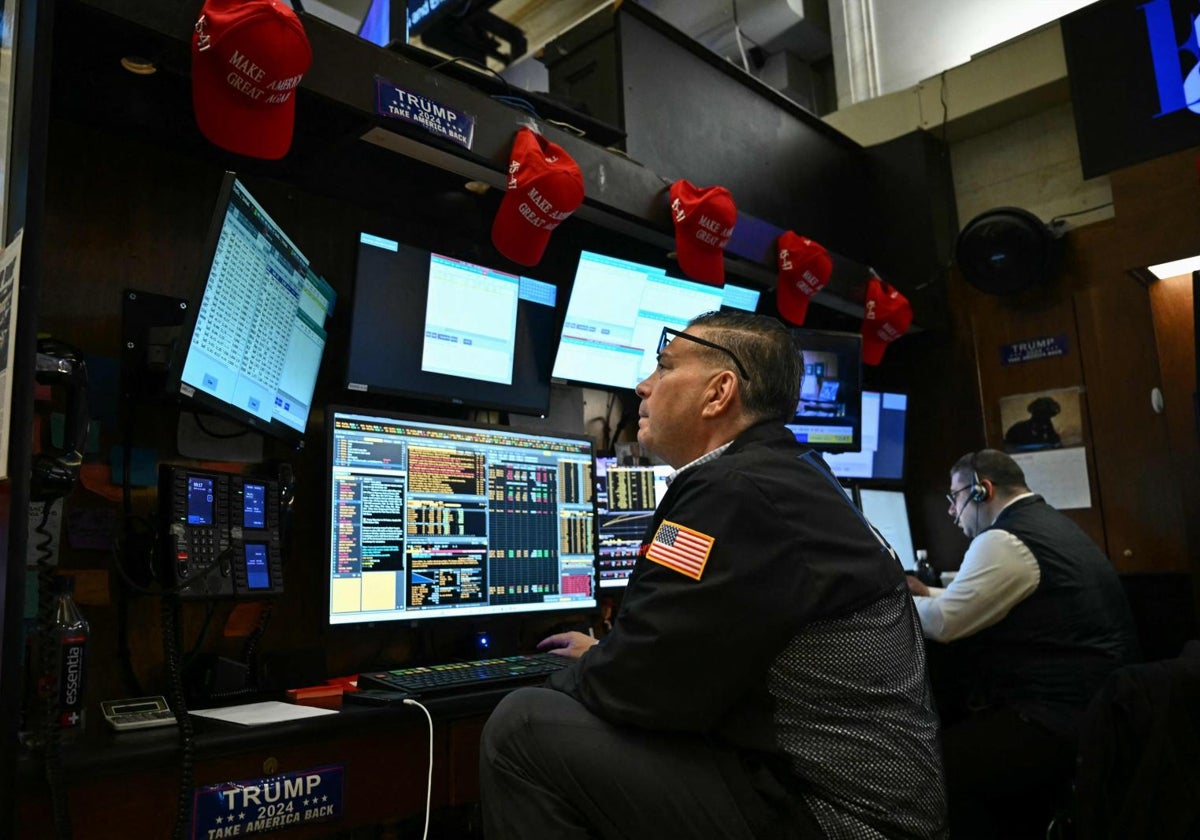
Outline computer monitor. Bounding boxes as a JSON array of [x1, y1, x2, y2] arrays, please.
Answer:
[[551, 250, 727, 390], [821, 391, 908, 483], [594, 456, 673, 588], [858, 488, 917, 571], [721, 283, 761, 312], [787, 329, 863, 454], [171, 172, 337, 445], [326, 407, 597, 625], [345, 234, 560, 415]]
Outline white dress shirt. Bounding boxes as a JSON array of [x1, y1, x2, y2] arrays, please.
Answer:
[[913, 493, 1041, 642]]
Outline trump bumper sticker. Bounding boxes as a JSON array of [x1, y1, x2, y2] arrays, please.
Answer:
[[192, 765, 343, 838]]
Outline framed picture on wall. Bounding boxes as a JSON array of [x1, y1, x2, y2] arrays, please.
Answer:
[[999, 386, 1084, 453]]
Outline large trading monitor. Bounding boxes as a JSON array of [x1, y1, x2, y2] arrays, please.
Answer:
[[345, 234, 560, 415], [594, 456, 673, 588], [171, 173, 337, 444], [326, 407, 597, 625], [858, 488, 917, 571], [787, 329, 863, 454], [552, 250, 726, 390], [821, 391, 908, 483]]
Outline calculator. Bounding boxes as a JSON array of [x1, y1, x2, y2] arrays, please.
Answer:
[[100, 696, 177, 731]]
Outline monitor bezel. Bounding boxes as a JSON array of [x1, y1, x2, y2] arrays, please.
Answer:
[[323, 403, 599, 628]]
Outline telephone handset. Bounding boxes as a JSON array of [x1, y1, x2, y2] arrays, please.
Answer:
[[32, 339, 89, 502], [158, 464, 284, 599]]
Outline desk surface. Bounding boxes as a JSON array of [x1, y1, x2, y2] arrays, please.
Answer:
[[15, 686, 517, 839]]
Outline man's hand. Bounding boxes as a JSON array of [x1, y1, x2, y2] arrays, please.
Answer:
[[537, 631, 599, 659], [905, 574, 931, 598]]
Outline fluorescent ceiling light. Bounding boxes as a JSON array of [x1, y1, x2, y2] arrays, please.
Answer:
[[1146, 255, 1200, 280]]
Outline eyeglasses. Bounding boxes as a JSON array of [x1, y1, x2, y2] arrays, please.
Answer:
[[658, 327, 751, 382], [945, 486, 971, 506]]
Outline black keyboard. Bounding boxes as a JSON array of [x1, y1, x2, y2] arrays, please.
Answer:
[[357, 653, 569, 697]]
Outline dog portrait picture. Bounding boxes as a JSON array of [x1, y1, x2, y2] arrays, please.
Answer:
[[999, 387, 1084, 453]]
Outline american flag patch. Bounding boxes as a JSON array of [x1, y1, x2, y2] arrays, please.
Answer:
[[646, 520, 714, 580]]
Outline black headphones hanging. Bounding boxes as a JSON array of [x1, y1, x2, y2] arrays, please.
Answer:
[[968, 451, 989, 504], [31, 339, 90, 502]]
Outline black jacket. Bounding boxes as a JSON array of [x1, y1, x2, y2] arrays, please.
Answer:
[[549, 422, 947, 839]]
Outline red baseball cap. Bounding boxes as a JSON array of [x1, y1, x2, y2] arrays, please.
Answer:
[[861, 274, 913, 365], [191, 0, 312, 160], [669, 180, 736, 286], [776, 232, 832, 326], [491, 128, 585, 266]]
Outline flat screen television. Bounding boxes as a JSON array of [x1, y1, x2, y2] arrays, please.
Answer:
[[858, 488, 917, 571], [787, 329, 863, 454], [821, 391, 908, 483], [345, 234, 560, 415], [171, 172, 337, 445], [326, 406, 597, 625], [594, 456, 673, 588], [551, 250, 727, 390]]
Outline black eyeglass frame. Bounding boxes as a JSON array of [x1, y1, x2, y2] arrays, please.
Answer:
[[945, 485, 972, 506], [658, 327, 752, 382]]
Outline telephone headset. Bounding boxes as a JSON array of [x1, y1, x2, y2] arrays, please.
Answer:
[[968, 451, 990, 503], [32, 339, 89, 502]]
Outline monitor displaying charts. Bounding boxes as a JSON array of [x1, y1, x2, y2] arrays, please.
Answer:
[[594, 456, 673, 587]]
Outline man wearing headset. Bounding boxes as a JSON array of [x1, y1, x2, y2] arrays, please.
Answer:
[[907, 448, 1137, 838]]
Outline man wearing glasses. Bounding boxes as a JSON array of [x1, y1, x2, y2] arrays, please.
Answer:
[[907, 448, 1137, 838], [481, 311, 947, 840]]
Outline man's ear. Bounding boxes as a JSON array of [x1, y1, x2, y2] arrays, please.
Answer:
[[701, 370, 739, 418]]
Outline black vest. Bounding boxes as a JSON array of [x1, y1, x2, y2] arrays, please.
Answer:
[[966, 495, 1138, 733]]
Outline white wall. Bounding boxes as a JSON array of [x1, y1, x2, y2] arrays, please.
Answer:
[[830, 0, 1100, 109]]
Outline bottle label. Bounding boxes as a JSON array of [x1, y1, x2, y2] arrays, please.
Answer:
[[58, 633, 87, 728]]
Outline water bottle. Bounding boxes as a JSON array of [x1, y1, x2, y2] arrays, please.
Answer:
[[915, 550, 939, 588], [50, 575, 89, 735]]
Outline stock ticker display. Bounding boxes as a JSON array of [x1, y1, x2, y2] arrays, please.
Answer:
[[327, 410, 597, 625]]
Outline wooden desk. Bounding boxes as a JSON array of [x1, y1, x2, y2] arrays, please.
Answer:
[[16, 690, 510, 838]]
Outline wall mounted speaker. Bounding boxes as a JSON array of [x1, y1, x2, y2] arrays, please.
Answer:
[[955, 207, 1063, 295]]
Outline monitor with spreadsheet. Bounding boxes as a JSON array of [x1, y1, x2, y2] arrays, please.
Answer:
[[858, 488, 917, 571], [171, 172, 337, 444], [551, 250, 727, 390], [787, 329, 862, 454], [722, 283, 761, 312], [594, 456, 673, 587], [326, 407, 598, 625], [821, 391, 908, 483], [345, 234, 560, 415]]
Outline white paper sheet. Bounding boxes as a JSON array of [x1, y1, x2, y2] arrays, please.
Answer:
[[190, 701, 338, 726], [1011, 446, 1091, 510]]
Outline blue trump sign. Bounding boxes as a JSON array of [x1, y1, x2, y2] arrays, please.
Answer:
[[1000, 334, 1069, 366], [375, 77, 475, 149], [191, 765, 343, 838]]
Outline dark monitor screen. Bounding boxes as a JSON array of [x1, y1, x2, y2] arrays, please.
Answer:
[[551, 250, 727, 390], [172, 173, 337, 444], [345, 234, 560, 415], [594, 456, 673, 588], [787, 329, 863, 454], [326, 407, 597, 625], [821, 391, 908, 482]]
